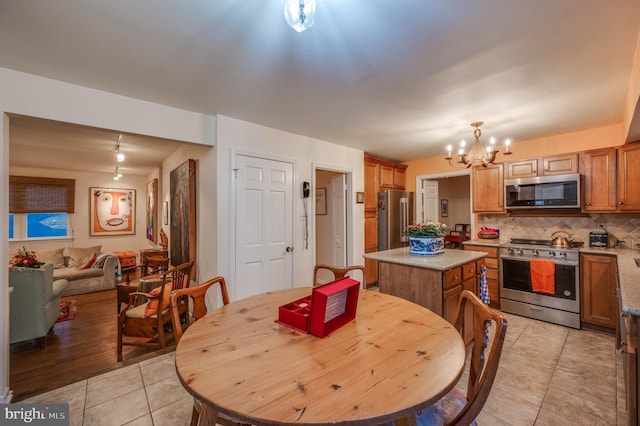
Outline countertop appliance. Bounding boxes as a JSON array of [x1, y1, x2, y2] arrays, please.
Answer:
[[589, 231, 609, 248], [500, 238, 580, 328], [505, 173, 580, 209], [377, 190, 414, 251]]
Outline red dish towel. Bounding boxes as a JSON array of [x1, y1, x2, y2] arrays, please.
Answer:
[[530, 259, 555, 294]]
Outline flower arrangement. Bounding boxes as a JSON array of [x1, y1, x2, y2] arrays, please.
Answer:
[[405, 222, 447, 237], [9, 246, 43, 268]]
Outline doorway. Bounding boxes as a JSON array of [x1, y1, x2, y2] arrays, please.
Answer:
[[417, 171, 472, 242], [315, 169, 348, 284]]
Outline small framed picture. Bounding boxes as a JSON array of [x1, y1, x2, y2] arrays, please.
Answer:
[[356, 192, 365, 204], [316, 188, 327, 215], [441, 199, 449, 217]]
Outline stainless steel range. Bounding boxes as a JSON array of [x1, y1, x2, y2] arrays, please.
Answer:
[[500, 238, 580, 328]]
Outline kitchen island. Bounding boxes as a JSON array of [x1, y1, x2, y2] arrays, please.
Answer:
[[363, 247, 486, 325]]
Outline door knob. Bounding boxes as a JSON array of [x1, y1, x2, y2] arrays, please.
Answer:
[[286, 246, 293, 253]]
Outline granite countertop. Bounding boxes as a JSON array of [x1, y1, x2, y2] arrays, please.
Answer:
[[363, 247, 486, 271]]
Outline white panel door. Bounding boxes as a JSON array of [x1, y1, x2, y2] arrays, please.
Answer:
[[235, 155, 294, 300], [422, 180, 439, 223], [331, 174, 346, 266]]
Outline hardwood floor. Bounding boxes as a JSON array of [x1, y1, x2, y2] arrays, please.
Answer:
[[10, 288, 176, 402]]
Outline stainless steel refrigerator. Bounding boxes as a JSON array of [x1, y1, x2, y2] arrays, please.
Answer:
[[378, 190, 415, 250]]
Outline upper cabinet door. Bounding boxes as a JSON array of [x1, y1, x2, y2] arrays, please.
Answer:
[[581, 148, 617, 212], [379, 164, 395, 189], [618, 143, 640, 211], [472, 163, 505, 213], [364, 160, 380, 212], [542, 154, 578, 175], [506, 159, 538, 179]]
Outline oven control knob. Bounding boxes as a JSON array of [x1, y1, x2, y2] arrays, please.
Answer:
[[516, 248, 523, 255], [508, 248, 515, 255], [549, 251, 556, 257], [532, 250, 539, 256], [559, 252, 567, 258]]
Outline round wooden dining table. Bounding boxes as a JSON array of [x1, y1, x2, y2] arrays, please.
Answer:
[[174, 287, 465, 426]]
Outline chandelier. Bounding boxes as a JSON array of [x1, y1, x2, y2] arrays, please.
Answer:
[[445, 122, 512, 168], [114, 134, 124, 180], [284, 0, 316, 32]]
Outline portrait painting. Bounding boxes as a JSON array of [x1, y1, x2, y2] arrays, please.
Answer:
[[90, 187, 136, 235], [146, 178, 158, 243], [170, 159, 196, 266]]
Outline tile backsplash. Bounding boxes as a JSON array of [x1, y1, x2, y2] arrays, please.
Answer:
[[478, 213, 640, 248]]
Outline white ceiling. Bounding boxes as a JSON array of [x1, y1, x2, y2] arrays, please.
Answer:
[[1, 0, 639, 173]]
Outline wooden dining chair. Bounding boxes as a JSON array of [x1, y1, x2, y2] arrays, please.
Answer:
[[142, 254, 169, 276], [170, 276, 247, 426], [116, 260, 194, 362], [396, 290, 507, 426], [313, 264, 366, 289]]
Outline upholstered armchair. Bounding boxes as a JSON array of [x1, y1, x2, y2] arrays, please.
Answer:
[[8, 264, 69, 346]]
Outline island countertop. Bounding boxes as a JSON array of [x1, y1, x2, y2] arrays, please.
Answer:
[[363, 247, 487, 271]]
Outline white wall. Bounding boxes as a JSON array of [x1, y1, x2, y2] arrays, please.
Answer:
[[8, 166, 153, 256], [215, 116, 365, 301]]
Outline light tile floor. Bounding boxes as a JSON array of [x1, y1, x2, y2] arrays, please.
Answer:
[[23, 312, 623, 425]]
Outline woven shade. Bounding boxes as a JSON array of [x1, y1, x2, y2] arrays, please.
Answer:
[[9, 176, 75, 213]]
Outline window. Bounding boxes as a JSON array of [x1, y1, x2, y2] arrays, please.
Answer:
[[9, 213, 71, 241], [9, 213, 14, 239], [8, 176, 75, 241]]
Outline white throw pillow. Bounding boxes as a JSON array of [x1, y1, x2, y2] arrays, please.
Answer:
[[36, 248, 65, 269]]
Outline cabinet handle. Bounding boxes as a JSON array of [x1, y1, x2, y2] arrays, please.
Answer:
[[586, 202, 591, 206], [619, 201, 624, 205], [544, 168, 548, 172], [533, 170, 537, 174]]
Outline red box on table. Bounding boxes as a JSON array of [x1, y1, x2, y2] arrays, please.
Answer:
[[276, 277, 360, 337]]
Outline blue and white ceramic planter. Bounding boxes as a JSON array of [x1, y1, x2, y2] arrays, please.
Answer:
[[409, 236, 445, 256]]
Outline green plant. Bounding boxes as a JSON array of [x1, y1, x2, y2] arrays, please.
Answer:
[[405, 222, 447, 237]]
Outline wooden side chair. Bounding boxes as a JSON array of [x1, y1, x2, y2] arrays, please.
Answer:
[[116, 260, 194, 362], [396, 290, 507, 425], [170, 276, 247, 426], [313, 264, 366, 289], [142, 254, 170, 276], [159, 228, 169, 251]]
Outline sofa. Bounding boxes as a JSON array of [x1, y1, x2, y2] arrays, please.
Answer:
[[36, 246, 119, 296], [9, 264, 69, 345]]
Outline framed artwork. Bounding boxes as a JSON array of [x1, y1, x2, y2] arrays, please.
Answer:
[[146, 178, 158, 243], [441, 199, 449, 217], [356, 192, 365, 204], [316, 188, 327, 215], [90, 187, 136, 236], [170, 159, 196, 266]]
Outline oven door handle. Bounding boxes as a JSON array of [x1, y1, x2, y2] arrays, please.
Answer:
[[500, 255, 578, 266]]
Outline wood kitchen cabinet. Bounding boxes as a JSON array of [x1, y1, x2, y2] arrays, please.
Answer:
[[363, 154, 408, 287], [378, 259, 481, 325], [581, 147, 618, 212], [618, 142, 640, 211], [506, 153, 578, 179], [580, 253, 618, 331], [464, 244, 500, 309], [581, 143, 640, 212], [472, 163, 505, 213]]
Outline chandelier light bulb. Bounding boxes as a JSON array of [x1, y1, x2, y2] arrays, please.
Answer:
[[284, 0, 316, 32], [116, 153, 125, 162]]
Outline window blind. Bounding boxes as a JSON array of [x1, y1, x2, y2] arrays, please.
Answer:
[[9, 176, 75, 213]]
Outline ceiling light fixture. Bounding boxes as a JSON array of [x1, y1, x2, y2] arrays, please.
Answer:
[[445, 122, 512, 168], [284, 0, 316, 32], [113, 166, 122, 181], [115, 134, 125, 162]]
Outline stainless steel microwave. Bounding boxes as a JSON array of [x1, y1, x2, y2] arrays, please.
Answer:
[[504, 173, 580, 209]]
